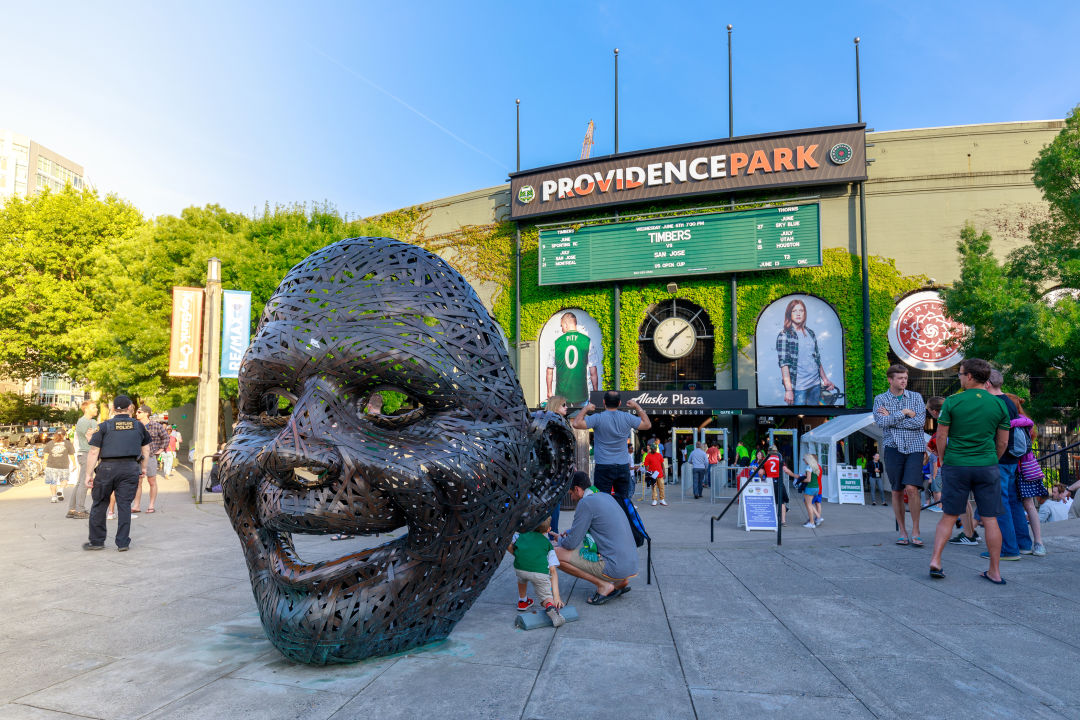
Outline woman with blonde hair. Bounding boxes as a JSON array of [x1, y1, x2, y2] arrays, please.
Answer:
[[800, 453, 823, 528]]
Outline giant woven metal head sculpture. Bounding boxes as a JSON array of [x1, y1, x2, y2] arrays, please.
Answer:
[[221, 237, 574, 664]]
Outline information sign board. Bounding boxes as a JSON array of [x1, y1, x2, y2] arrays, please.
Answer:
[[739, 480, 778, 532], [539, 204, 820, 286], [838, 467, 865, 505]]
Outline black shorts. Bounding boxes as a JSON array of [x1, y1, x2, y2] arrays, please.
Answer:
[[940, 464, 1001, 517], [884, 447, 923, 492]]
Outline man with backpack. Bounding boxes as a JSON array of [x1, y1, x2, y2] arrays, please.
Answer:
[[984, 369, 1032, 558], [554, 472, 639, 606]]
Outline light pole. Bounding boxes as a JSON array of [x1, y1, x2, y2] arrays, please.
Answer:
[[193, 257, 221, 501]]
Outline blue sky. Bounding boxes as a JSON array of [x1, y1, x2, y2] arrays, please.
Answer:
[[3, 1, 1077, 219]]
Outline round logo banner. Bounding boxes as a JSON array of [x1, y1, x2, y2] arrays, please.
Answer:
[[888, 291, 965, 370]]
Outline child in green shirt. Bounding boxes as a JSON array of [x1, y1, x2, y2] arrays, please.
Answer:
[[509, 516, 565, 627]]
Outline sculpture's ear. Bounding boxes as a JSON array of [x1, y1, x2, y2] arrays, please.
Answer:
[[516, 411, 576, 532]]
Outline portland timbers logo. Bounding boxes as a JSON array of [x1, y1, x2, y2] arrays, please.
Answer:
[[829, 143, 853, 164], [518, 185, 535, 204]]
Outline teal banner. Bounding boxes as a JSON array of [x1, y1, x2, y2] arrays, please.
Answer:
[[220, 290, 252, 379]]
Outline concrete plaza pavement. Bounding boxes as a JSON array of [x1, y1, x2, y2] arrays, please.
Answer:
[[3, 471, 1080, 719]]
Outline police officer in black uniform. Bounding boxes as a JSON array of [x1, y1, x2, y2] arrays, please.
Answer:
[[83, 395, 151, 552]]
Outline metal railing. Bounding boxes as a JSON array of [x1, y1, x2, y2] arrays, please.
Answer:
[[1036, 440, 1080, 488]]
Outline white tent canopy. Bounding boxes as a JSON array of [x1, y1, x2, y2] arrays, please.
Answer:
[[801, 413, 882, 446], [800, 413, 882, 502]]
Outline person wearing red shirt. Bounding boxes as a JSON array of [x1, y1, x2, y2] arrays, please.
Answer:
[[763, 446, 797, 526], [644, 448, 667, 506]]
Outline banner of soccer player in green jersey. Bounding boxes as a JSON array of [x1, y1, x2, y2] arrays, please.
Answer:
[[538, 309, 604, 408]]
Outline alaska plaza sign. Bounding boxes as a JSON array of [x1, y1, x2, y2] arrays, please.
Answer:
[[589, 389, 748, 416], [510, 124, 866, 220]]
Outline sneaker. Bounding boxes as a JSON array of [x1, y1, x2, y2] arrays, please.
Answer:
[[544, 604, 566, 628], [50, 496, 59, 503], [517, 598, 534, 612], [651, 500, 657, 506], [1019, 547, 1034, 555], [117, 544, 130, 552], [802, 521, 815, 529], [928, 506, 943, 513], [67, 510, 89, 519], [106, 512, 116, 520], [659, 500, 668, 506], [948, 533, 979, 546], [980, 551, 1021, 561], [1032, 543, 1047, 557], [82, 542, 104, 551], [56, 490, 64, 500], [814, 518, 823, 526]]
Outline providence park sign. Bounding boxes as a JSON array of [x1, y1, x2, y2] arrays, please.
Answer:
[[510, 124, 866, 220]]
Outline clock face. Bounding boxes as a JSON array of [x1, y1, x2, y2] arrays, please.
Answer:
[[653, 317, 696, 359]]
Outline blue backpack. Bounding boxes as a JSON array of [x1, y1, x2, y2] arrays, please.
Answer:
[[617, 496, 650, 548]]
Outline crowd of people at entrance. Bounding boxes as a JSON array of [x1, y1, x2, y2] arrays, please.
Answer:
[[867, 359, 1060, 585]]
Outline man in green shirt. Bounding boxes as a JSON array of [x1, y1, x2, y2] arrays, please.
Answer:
[[546, 312, 600, 405], [67, 400, 99, 519], [735, 441, 751, 467], [928, 358, 1010, 584]]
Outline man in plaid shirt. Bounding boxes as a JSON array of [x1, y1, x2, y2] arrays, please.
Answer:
[[133, 404, 171, 513], [873, 364, 927, 547]]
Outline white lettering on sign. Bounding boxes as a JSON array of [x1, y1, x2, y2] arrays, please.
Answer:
[[523, 142, 832, 208]]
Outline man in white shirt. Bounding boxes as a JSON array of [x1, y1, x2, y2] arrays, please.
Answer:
[[1039, 484, 1072, 524]]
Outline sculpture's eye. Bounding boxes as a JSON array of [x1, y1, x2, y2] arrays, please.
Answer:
[[261, 388, 296, 417], [357, 387, 427, 428]]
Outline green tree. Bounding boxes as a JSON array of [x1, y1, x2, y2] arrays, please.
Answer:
[[0, 187, 143, 380], [1008, 104, 1080, 291], [81, 202, 401, 412], [944, 105, 1080, 422]]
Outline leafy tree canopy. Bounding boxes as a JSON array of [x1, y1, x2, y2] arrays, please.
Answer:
[[944, 105, 1080, 422], [0, 187, 142, 381]]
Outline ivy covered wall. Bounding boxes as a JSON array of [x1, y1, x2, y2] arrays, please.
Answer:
[[398, 205, 926, 408]]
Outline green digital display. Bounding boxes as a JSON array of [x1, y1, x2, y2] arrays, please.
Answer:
[[538, 204, 821, 286]]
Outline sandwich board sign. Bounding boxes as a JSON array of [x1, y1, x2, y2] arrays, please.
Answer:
[[838, 467, 865, 505], [738, 480, 778, 531]]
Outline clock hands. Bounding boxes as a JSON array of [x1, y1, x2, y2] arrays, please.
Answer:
[[666, 325, 690, 349]]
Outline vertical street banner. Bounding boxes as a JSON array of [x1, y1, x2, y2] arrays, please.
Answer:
[[169, 287, 203, 377], [220, 290, 252, 379]]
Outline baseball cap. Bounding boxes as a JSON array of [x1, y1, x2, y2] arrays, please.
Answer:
[[113, 395, 133, 410]]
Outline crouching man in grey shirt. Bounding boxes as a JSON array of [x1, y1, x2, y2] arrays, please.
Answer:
[[554, 471, 639, 606]]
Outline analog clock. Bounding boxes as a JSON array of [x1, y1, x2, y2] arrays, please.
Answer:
[[653, 317, 696, 359]]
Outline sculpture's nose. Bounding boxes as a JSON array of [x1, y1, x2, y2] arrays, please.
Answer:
[[256, 380, 343, 489]]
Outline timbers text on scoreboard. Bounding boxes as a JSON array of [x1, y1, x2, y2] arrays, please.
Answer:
[[538, 204, 821, 286], [510, 124, 865, 220]]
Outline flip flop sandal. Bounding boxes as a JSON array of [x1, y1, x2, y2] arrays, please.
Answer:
[[586, 589, 619, 606], [979, 571, 1006, 585], [145, 508, 156, 514], [895, 537, 911, 546], [910, 536, 924, 547], [929, 566, 945, 579], [617, 586, 632, 597]]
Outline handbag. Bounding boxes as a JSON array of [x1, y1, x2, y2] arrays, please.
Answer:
[[1017, 451, 1047, 499], [1018, 451, 1044, 482]]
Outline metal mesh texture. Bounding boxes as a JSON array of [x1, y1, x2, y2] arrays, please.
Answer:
[[220, 237, 574, 664]]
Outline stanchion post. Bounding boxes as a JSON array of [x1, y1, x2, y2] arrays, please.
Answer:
[[775, 476, 783, 546]]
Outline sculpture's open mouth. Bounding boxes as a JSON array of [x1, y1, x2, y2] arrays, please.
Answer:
[[252, 474, 411, 585]]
